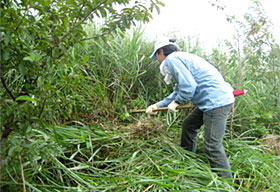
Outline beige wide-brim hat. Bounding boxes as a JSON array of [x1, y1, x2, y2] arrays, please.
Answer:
[[150, 38, 177, 58]]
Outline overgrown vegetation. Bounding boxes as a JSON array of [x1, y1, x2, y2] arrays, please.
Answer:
[[1, 0, 279, 191]]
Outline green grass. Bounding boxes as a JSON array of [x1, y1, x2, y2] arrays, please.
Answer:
[[1, 117, 279, 191], [1, 19, 280, 192]]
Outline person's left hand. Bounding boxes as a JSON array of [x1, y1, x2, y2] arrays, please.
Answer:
[[146, 103, 159, 115], [168, 100, 179, 112]]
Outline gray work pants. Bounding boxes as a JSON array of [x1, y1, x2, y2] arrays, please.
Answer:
[[181, 104, 233, 178]]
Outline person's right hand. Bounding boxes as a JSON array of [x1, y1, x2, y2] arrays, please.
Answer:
[[145, 103, 159, 115]]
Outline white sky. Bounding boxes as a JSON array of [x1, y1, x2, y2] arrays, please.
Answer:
[[143, 0, 280, 49]]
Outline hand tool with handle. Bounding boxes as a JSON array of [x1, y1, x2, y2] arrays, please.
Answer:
[[131, 89, 247, 113]]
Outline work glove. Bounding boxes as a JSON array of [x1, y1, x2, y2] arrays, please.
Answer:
[[145, 103, 159, 115], [168, 100, 179, 112]]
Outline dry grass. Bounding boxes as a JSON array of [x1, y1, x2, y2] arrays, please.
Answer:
[[260, 134, 280, 156]]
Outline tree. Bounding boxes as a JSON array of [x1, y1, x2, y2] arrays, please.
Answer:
[[0, 0, 164, 140]]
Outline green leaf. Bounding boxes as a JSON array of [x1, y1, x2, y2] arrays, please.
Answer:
[[23, 53, 43, 62], [16, 95, 37, 103], [18, 63, 26, 76], [99, 8, 107, 18], [82, 56, 89, 62], [37, 76, 44, 88], [4, 31, 12, 44], [3, 49, 10, 61]]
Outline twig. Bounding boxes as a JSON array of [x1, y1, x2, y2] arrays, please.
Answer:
[[264, 122, 280, 126], [50, 0, 109, 58], [74, 1, 86, 25], [19, 152, 26, 192], [0, 62, 16, 100], [15, 0, 30, 32], [81, 30, 112, 41], [57, 0, 108, 45], [38, 77, 72, 118], [144, 184, 155, 192], [229, 25, 251, 140]]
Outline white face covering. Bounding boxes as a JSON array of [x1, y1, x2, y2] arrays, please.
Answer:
[[160, 60, 172, 85]]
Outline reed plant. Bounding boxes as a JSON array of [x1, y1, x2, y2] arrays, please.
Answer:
[[1, 17, 280, 192]]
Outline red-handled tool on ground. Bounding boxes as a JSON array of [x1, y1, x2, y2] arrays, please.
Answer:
[[131, 89, 247, 113]]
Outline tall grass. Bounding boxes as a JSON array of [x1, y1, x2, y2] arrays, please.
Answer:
[[72, 26, 160, 117], [1, 24, 280, 191], [1, 119, 279, 191]]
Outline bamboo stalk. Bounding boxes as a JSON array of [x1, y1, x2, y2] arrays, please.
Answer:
[[131, 105, 194, 113]]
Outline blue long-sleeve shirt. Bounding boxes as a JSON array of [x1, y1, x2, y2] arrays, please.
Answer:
[[157, 52, 234, 111]]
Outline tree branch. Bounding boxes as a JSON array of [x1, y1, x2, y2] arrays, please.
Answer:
[[57, 0, 108, 45], [15, 0, 30, 32], [74, 0, 86, 25], [0, 61, 16, 101], [81, 30, 112, 41]]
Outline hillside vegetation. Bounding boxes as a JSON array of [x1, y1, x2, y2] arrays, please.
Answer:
[[1, 0, 279, 191]]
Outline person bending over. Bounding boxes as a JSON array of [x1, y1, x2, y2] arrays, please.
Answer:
[[146, 38, 234, 179]]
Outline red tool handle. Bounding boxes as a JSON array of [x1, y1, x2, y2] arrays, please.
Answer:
[[233, 89, 247, 96]]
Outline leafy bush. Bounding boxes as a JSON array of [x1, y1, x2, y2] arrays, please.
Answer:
[[0, 0, 164, 138]]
